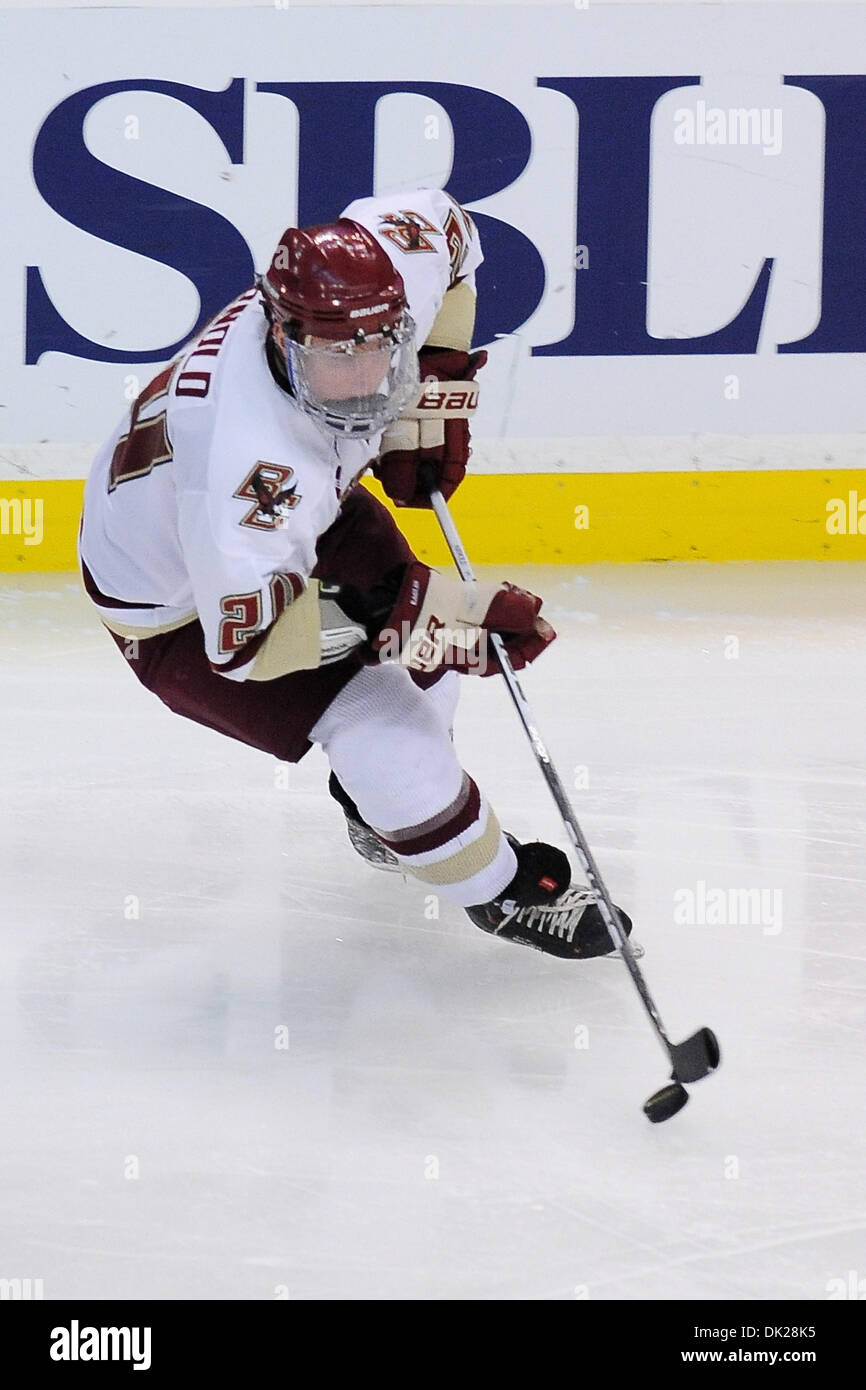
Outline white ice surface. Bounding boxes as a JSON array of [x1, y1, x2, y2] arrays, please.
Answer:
[[1, 563, 864, 1301]]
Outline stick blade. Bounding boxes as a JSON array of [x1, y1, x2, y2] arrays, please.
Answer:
[[670, 1027, 721, 1084]]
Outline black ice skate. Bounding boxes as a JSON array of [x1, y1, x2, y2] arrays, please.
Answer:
[[467, 836, 640, 960], [345, 814, 401, 872], [329, 773, 401, 873]]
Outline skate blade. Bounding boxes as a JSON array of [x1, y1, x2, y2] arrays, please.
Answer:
[[600, 939, 645, 960]]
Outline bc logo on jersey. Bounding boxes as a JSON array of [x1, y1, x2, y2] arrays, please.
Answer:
[[234, 462, 302, 530], [377, 211, 440, 255]]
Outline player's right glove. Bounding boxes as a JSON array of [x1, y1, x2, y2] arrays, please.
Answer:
[[324, 561, 556, 677], [373, 347, 487, 509]]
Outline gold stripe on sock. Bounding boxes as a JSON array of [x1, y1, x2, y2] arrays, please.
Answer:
[[403, 807, 502, 887]]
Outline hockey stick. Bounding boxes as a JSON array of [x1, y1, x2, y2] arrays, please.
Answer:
[[426, 481, 720, 1121]]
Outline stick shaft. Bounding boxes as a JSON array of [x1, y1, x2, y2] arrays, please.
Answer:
[[428, 487, 674, 1053]]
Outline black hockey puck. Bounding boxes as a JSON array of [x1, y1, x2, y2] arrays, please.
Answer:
[[643, 1082, 690, 1123]]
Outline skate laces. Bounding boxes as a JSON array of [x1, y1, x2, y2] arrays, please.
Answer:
[[495, 885, 597, 942]]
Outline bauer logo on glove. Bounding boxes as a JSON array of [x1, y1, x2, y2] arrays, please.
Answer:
[[413, 382, 480, 414], [374, 346, 487, 509]]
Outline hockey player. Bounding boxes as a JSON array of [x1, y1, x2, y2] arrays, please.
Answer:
[[78, 188, 632, 959]]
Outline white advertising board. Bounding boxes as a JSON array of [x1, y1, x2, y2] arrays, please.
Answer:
[[1, 3, 865, 475]]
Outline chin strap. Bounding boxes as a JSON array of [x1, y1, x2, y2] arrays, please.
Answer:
[[265, 331, 295, 397]]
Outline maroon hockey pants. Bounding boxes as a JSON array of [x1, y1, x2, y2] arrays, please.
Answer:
[[102, 486, 437, 763]]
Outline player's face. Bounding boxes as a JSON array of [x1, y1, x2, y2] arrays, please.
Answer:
[[273, 313, 418, 439], [302, 334, 393, 402]]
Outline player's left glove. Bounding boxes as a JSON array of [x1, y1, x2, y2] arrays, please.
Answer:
[[373, 346, 487, 509], [324, 561, 556, 677]]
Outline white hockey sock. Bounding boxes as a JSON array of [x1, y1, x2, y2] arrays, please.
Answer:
[[417, 668, 459, 733], [311, 663, 516, 907]]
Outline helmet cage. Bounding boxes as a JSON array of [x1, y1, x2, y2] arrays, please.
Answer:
[[280, 312, 419, 440]]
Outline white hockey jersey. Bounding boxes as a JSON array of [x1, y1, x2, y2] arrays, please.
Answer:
[[78, 188, 482, 681]]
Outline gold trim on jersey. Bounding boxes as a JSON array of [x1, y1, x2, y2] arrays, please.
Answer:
[[424, 281, 476, 353], [246, 581, 322, 680], [99, 611, 198, 640]]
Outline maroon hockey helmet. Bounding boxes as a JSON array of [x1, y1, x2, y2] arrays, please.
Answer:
[[261, 219, 408, 342], [259, 219, 418, 438]]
